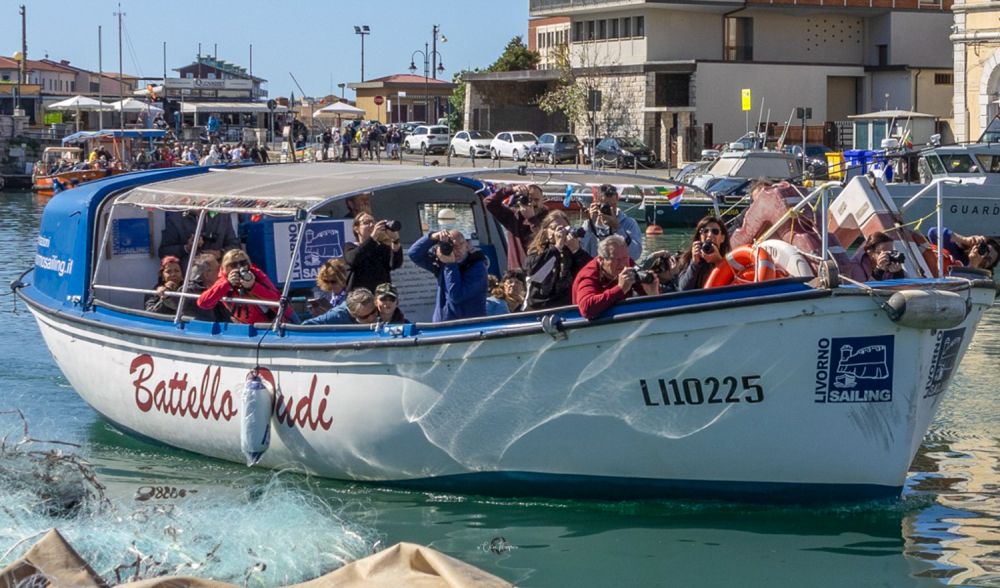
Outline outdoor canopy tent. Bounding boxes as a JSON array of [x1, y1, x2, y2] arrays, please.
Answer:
[[180, 101, 288, 114], [107, 98, 163, 113], [313, 102, 366, 118], [45, 95, 113, 131]]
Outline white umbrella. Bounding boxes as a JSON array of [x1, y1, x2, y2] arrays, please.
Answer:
[[108, 98, 163, 113], [313, 102, 366, 118], [46, 95, 113, 131]]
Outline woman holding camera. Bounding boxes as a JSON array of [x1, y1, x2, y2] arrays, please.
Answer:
[[144, 256, 184, 315], [523, 211, 593, 311], [344, 212, 403, 293], [676, 216, 732, 291], [196, 249, 292, 324], [859, 232, 906, 281]]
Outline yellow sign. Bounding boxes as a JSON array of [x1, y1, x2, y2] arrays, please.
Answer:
[[741, 89, 752, 112]]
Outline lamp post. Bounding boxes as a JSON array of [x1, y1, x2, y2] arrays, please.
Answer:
[[354, 25, 370, 82], [409, 46, 445, 124], [337, 82, 346, 102]]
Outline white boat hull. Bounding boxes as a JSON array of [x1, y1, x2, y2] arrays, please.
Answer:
[[28, 285, 994, 500]]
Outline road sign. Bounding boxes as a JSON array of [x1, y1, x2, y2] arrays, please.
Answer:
[[741, 89, 752, 112], [588, 89, 602, 112], [374, 95, 384, 106], [267, 99, 277, 111]]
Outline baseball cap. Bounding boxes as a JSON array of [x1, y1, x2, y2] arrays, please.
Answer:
[[375, 283, 398, 300]]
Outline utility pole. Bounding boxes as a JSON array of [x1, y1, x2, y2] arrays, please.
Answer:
[[98, 26, 104, 129], [432, 24, 439, 80], [115, 3, 125, 131], [17, 5, 26, 114]]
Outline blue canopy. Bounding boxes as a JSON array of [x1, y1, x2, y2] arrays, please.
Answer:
[[62, 128, 167, 146]]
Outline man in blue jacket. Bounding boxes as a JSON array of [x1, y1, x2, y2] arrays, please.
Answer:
[[407, 230, 488, 321]]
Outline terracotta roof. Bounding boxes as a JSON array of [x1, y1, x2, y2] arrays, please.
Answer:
[[366, 73, 453, 85]]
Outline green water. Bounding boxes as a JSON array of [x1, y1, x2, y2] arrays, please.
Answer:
[[1, 190, 998, 586]]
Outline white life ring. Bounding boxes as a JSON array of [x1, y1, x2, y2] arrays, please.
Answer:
[[758, 239, 814, 277]]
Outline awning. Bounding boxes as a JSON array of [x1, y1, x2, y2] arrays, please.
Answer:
[[113, 164, 700, 216], [62, 128, 167, 145], [180, 101, 288, 114]]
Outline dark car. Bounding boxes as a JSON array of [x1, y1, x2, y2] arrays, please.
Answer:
[[531, 133, 581, 164], [594, 137, 657, 168]]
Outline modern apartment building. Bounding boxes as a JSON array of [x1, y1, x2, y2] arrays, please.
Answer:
[[465, 0, 954, 164]]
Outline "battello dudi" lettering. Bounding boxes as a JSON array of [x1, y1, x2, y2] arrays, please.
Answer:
[[129, 354, 333, 431]]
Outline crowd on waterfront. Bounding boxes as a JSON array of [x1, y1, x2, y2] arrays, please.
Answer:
[[140, 179, 1000, 327]]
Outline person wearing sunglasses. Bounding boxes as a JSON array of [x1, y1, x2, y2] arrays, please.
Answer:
[[676, 216, 732, 291], [196, 249, 292, 325], [302, 288, 380, 326]]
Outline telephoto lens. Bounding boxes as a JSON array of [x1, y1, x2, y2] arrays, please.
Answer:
[[438, 240, 454, 256], [385, 219, 402, 232], [701, 241, 715, 254]]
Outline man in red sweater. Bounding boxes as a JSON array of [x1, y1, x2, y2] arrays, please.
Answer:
[[572, 235, 658, 319]]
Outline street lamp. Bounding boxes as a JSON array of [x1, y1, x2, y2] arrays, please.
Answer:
[[409, 45, 445, 123], [337, 82, 346, 101], [354, 25, 370, 82]]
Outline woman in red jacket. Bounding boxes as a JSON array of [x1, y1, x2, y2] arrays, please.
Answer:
[[196, 249, 292, 324]]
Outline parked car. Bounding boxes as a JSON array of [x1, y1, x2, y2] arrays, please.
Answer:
[[449, 130, 494, 158], [401, 121, 427, 134], [594, 137, 657, 168], [531, 133, 581, 164], [402, 125, 451, 155], [785, 143, 831, 179], [490, 131, 539, 161]]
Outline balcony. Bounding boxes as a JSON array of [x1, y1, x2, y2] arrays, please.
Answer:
[[531, 0, 644, 16]]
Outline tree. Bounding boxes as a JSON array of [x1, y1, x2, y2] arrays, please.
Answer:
[[447, 70, 471, 131], [488, 36, 540, 72]]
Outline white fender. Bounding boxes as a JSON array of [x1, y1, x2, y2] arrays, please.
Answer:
[[885, 289, 968, 330], [758, 239, 814, 277], [241, 374, 273, 466]]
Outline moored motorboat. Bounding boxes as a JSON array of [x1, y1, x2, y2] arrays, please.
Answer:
[[14, 163, 997, 501]]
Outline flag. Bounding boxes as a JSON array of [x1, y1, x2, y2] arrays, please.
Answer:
[[656, 186, 685, 210], [563, 185, 574, 208]]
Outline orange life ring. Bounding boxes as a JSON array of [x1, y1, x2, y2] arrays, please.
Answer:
[[705, 245, 777, 288]]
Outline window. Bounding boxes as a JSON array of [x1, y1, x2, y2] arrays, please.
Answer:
[[636, 16, 644, 37], [598, 20, 607, 40], [573, 21, 583, 42], [725, 17, 753, 61], [925, 155, 945, 175], [537, 32, 545, 49], [621, 17, 631, 38], [877, 45, 888, 66], [935, 73, 953, 85], [610, 19, 619, 39], [587, 20, 596, 41], [1, 74, 8, 81]]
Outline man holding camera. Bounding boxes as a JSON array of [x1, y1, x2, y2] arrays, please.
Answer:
[[860, 232, 906, 281], [302, 288, 381, 326], [483, 183, 549, 269], [572, 235, 658, 320], [580, 184, 642, 262], [159, 210, 241, 270], [407, 230, 488, 322], [344, 213, 403, 293]]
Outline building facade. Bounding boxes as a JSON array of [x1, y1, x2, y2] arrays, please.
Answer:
[[466, 0, 955, 165], [349, 74, 456, 124], [952, 0, 1000, 142]]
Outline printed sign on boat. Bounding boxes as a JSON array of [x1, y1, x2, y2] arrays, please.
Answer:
[[815, 335, 894, 403]]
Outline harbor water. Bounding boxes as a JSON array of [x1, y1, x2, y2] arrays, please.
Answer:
[[1, 189, 998, 586]]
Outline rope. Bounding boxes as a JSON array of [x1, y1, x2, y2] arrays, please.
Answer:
[[880, 203, 940, 234]]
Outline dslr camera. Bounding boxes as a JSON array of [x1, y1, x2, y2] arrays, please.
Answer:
[[701, 240, 715, 255], [626, 268, 657, 285], [514, 193, 532, 207], [558, 226, 587, 239], [384, 219, 402, 232], [238, 267, 254, 282], [435, 234, 454, 256], [976, 242, 989, 256], [887, 250, 905, 264], [599, 203, 614, 216]]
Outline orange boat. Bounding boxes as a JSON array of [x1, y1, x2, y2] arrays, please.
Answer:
[[32, 129, 170, 197]]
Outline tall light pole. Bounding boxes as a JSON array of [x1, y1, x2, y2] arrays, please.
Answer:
[[115, 3, 125, 131], [354, 25, 370, 82]]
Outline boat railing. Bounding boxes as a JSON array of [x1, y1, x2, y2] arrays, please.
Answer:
[[899, 177, 963, 277], [90, 284, 283, 308]]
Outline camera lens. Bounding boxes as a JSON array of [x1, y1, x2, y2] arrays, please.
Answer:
[[701, 241, 715, 254], [572, 227, 586, 239], [637, 270, 656, 285], [516, 195, 531, 206], [976, 243, 989, 256], [888, 251, 905, 264], [599, 204, 613, 216], [239, 268, 253, 281], [385, 219, 402, 232], [438, 240, 454, 256]]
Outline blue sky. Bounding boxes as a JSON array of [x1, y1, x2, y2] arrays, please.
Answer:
[[3, 1, 528, 98]]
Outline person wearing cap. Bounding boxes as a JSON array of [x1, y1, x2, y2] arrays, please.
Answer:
[[302, 288, 380, 326], [374, 283, 408, 323], [407, 229, 488, 321], [579, 184, 642, 261]]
